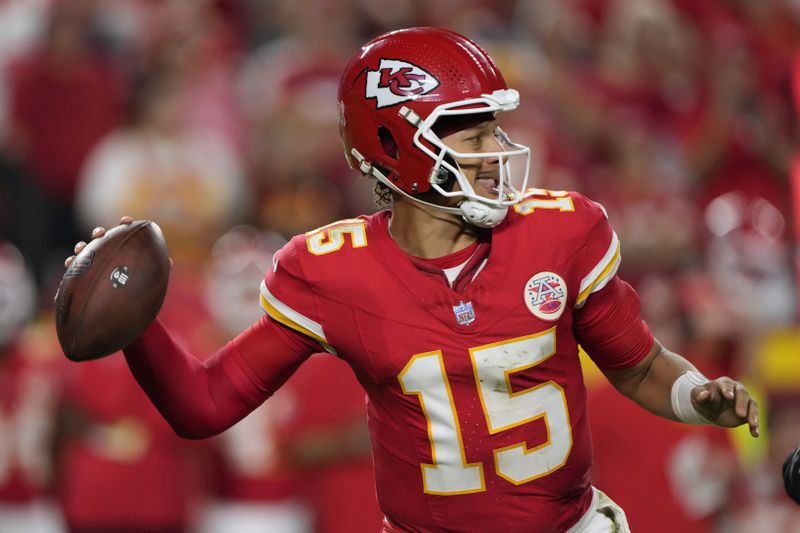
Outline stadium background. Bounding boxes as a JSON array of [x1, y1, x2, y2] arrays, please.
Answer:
[[0, 0, 799, 531]]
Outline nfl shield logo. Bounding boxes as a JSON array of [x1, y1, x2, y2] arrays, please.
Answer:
[[452, 301, 476, 326]]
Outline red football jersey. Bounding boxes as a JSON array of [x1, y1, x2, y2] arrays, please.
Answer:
[[0, 338, 63, 503], [284, 354, 383, 533], [58, 355, 198, 530], [260, 189, 647, 532]]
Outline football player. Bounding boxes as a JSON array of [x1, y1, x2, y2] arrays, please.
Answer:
[[67, 28, 759, 532]]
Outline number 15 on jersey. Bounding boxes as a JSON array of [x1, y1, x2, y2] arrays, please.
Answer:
[[398, 327, 573, 495]]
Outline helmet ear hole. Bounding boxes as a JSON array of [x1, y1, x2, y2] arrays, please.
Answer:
[[433, 154, 458, 192], [378, 126, 399, 160]]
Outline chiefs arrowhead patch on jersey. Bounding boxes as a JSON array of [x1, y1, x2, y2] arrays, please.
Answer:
[[365, 59, 440, 108], [525, 271, 567, 321]]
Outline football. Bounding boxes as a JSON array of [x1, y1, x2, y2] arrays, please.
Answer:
[[55, 220, 170, 361]]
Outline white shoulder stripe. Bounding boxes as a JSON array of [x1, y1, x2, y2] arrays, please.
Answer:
[[579, 231, 619, 294], [259, 280, 328, 342], [578, 231, 620, 295], [586, 253, 619, 295]]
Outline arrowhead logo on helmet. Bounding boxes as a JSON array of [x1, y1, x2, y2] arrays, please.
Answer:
[[365, 59, 440, 108]]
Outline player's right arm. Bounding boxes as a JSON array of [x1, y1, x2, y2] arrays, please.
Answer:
[[122, 314, 315, 439], [66, 220, 318, 440]]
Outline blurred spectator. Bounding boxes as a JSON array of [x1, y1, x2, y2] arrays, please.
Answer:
[[143, 1, 246, 152], [75, 68, 247, 261], [54, 241, 221, 533], [592, 121, 699, 279], [589, 269, 743, 532], [700, 185, 795, 330], [200, 226, 381, 533], [200, 227, 312, 533], [0, 0, 49, 144], [201, 385, 311, 533], [6, 1, 123, 283], [0, 242, 63, 533], [281, 354, 382, 533], [56, 190, 226, 533], [55, 354, 204, 533], [0, 242, 35, 348], [203, 226, 287, 338], [686, 30, 795, 329], [726, 393, 800, 531], [589, 383, 738, 532], [237, 14, 358, 235]]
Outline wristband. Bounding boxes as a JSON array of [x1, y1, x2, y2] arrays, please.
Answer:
[[670, 370, 712, 425]]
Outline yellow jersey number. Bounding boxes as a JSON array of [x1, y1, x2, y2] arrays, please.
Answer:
[[514, 188, 575, 215], [305, 219, 368, 256]]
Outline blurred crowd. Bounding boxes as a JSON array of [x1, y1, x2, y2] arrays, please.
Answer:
[[0, 0, 799, 531]]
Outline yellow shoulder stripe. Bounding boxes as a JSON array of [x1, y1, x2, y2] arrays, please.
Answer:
[[575, 241, 621, 305], [260, 293, 334, 352]]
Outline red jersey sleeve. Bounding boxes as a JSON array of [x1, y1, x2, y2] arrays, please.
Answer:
[[123, 314, 317, 440], [260, 238, 334, 354], [571, 194, 621, 309], [574, 275, 654, 370], [569, 193, 653, 370]]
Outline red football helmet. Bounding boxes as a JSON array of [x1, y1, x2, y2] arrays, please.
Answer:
[[338, 27, 530, 227]]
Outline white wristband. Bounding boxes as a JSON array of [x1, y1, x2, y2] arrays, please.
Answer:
[[671, 371, 713, 425]]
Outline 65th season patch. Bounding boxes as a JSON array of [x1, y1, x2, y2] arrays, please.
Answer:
[[524, 271, 567, 321]]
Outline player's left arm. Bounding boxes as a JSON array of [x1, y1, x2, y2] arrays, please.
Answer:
[[603, 339, 760, 437], [571, 193, 758, 437], [575, 276, 759, 437]]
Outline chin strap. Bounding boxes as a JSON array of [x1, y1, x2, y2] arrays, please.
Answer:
[[458, 200, 508, 228], [351, 148, 510, 228]]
